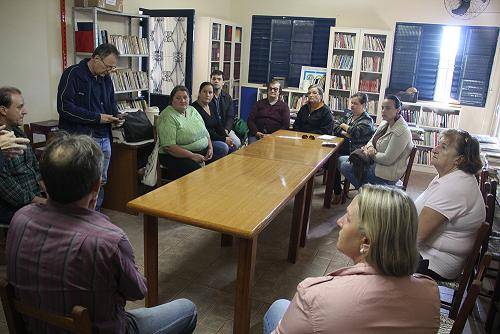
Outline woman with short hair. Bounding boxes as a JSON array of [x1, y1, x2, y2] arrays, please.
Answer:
[[264, 185, 440, 334], [339, 95, 413, 188], [416, 129, 485, 280], [292, 85, 333, 135]]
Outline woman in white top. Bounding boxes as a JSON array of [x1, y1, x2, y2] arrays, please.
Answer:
[[415, 129, 485, 280]]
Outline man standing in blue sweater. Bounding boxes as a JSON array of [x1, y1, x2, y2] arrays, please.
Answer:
[[57, 43, 121, 211]]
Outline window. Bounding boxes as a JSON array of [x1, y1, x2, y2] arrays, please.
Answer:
[[389, 22, 498, 107], [249, 15, 335, 87], [434, 26, 461, 102]]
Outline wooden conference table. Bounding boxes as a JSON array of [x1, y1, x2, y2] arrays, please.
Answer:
[[127, 130, 343, 334]]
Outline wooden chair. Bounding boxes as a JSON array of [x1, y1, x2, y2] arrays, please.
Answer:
[[479, 167, 489, 195], [0, 279, 92, 334], [438, 222, 490, 319], [340, 146, 417, 204], [22, 124, 44, 150], [438, 253, 492, 334], [481, 181, 500, 333], [485, 251, 500, 333]]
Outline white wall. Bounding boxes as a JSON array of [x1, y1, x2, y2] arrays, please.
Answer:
[[0, 0, 62, 124], [0, 0, 498, 134], [0, 0, 233, 124]]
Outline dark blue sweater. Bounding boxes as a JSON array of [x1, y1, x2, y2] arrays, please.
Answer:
[[56, 59, 118, 138]]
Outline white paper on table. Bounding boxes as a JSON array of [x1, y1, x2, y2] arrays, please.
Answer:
[[318, 135, 336, 140]]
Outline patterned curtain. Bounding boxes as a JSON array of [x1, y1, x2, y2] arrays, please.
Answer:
[[149, 17, 188, 95]]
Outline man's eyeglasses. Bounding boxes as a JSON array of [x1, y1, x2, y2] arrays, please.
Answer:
[[268, 87, 280, 92], [98, 57, 117, 70], [301, 134, 315, 140]]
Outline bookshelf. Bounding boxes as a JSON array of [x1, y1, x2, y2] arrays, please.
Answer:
[[72, 7, 150, 110], [403, 101, 461, 173], [325, 27, 392, 122], [193, 17, 242, 113]]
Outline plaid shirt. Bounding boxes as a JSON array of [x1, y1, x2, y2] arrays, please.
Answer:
[[7, 202, 147, 333], [0, 126, 41, 224]]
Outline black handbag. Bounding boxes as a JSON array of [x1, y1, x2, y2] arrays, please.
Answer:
[[122, 112, 154, 142]]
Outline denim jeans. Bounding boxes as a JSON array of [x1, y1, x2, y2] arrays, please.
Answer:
[[248, 135, 259, 144], [211, 140, 229, 161], [126, 298, 197, 334], [93, 137, 111, 211], [338, 155, 396, 189], [263, 299, 290, 334]]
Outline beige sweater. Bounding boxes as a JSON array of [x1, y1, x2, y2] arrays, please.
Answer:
[[366, 117, 413, 181]]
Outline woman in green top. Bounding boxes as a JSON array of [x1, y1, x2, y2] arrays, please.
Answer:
[[157, 85, 220, 180]]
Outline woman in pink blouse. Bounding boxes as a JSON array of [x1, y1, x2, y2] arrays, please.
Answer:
[[264, 185, 440, 334]]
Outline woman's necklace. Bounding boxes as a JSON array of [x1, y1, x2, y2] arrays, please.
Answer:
[[203, 104, 211, 115]]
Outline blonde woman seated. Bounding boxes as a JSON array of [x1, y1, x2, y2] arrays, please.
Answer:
[[264, 185, 440, 334], [415, 129, 485, 281], [339, 95, 413, 188]]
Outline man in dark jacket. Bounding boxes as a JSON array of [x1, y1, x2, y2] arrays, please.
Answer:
[[56, 43, 121, 211], [209, 70, 241, 148]]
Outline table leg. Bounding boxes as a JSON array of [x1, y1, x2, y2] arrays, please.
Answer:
[[144, 214, 158, 307], [233, 237, 257, 334], [323, 155, 338, 209], [221, 233, 234, 247], [300, 177, 314, 247], [288, 185, 306, 264]]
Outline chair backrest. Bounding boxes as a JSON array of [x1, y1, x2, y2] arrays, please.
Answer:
[[481, 184, 496, 259], [22, 124, 45, 150], [449, 222, 490, 319], [450, 253, 492, 334], [479, 167, 489, 194], [0, 279, 92, 334], [401, 146, 418, 190]]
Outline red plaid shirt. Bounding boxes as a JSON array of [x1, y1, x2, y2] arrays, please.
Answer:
[[6, 201, 147, 333]]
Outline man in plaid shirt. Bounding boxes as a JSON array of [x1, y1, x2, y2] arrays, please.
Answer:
[[0, 86, 46, 225]]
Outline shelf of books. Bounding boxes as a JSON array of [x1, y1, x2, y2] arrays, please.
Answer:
[[403, 102, 461, 173], [194, 17, 242, 114], [325, 27, 392, 123], [73, 7, 150, 110]]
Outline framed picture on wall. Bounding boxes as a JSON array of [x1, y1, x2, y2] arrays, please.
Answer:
[[299, 66, 327, 91]]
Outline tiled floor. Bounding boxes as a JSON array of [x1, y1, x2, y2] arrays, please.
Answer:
[[0, 171, 494, 333]]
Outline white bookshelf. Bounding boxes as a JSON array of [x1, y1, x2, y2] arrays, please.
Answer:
[[404, 101, 461, 173], [325, 27, 392, 122], [193, 17, 242, 105]]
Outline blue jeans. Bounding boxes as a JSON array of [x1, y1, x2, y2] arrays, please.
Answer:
[[126, 298, 197, 334], [263, 299, 290, 334], [211, 140, 229, 161], [93, 137, 111, 211], [248, 135, 259, 144], [339, 155, 396, 189]]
